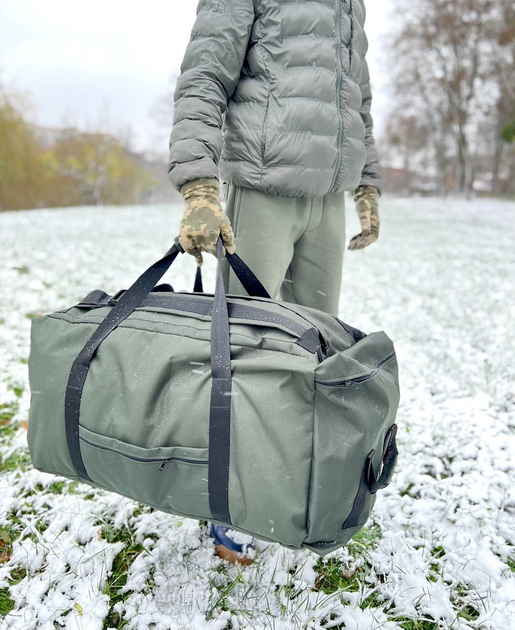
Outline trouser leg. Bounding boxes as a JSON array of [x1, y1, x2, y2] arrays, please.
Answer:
[[220, 183, 310, 301], [279, 190, 346, 317], [220, 183, 346, 317]]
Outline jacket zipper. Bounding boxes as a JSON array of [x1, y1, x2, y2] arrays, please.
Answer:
[[315, 351, 395, 387], [78, 435, 207, 470], [329, 0, 343, 194], [348, 0, 353, 71]]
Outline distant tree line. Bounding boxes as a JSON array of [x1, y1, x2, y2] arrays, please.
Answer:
[[380, 0, 515, 197], [0, 80, 164, 211]]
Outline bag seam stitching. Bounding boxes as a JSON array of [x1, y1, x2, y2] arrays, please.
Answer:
[[45, 314, 318, 362]]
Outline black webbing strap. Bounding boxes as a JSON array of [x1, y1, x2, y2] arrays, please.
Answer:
[[64, 244, 182, 482], [194, 263, 203, 293], [342, 424, 398, 529], [64, 234, 246, 526], [191, 244, 271, 299], [74, 289, 111, 307], [368, 424, 398, 494], [207, 238, 233, 522], [342, 452, 373, 530]]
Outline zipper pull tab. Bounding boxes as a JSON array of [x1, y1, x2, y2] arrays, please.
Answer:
[[159, 459, 167, 472]]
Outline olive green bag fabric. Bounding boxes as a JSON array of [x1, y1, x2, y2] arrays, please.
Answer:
[[27, 237, 400, 556]]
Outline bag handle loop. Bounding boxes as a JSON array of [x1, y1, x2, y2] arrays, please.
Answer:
[[65, 234, 250, 526], [341, 424, 398, 530], [173, 235, 271, 299]]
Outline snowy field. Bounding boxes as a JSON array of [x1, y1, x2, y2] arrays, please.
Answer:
[[0, 195, 514, 630]]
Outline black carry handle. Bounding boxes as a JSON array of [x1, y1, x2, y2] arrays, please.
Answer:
[[173, 236, 271, 299], [366, 424, 398, 494], [342, 424, 398, 530], [65, 234, 253, 526]]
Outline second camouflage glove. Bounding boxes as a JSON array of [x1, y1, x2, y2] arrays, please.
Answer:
[[179, 177, 236, 267], [348, 184, 380, 250]]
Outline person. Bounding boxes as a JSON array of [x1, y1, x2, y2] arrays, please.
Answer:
[[168, 0, 382, 565]]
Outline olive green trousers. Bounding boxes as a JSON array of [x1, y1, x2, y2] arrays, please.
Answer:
[[220, 183, 346, 317]]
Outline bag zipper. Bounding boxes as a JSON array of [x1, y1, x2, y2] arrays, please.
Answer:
[[71, 292, 327, 359], [314, 351, 395, 387], [78, 435, 207, 470]]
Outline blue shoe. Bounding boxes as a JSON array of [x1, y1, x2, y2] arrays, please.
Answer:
[[209, 524, 256, 565]]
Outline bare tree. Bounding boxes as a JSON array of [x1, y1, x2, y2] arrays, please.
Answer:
[[148, 71, 180, 159], [386, 0, 500, 197], [381, 108, 435, 194], [150, 71, 179, 129], [486, 0, 515, 195]]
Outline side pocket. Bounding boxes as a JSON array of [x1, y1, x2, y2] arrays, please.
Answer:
[[257, 21, 271, 169], [78, 426, 211, 520], [260, 90, 270, 168], [305, 333, 400, 547]]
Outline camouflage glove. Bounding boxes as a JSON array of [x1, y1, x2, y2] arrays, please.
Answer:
[[179, 177, 236, 267], [348, 185, 380, 250]]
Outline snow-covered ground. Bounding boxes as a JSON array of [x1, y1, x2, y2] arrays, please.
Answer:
[[0, 195, 514, 630]]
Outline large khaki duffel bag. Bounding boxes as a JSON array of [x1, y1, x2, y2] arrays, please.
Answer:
[[27, 236, 400, 556]]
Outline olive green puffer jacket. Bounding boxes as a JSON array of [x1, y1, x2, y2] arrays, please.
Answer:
[[168, 0, 382, 199]]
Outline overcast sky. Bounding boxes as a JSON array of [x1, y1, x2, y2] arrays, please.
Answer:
[[0, 0, 395, 158]]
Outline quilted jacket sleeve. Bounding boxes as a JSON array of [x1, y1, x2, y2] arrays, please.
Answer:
[[168, 0, 256, 192], [354, 21, 383, 197]]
